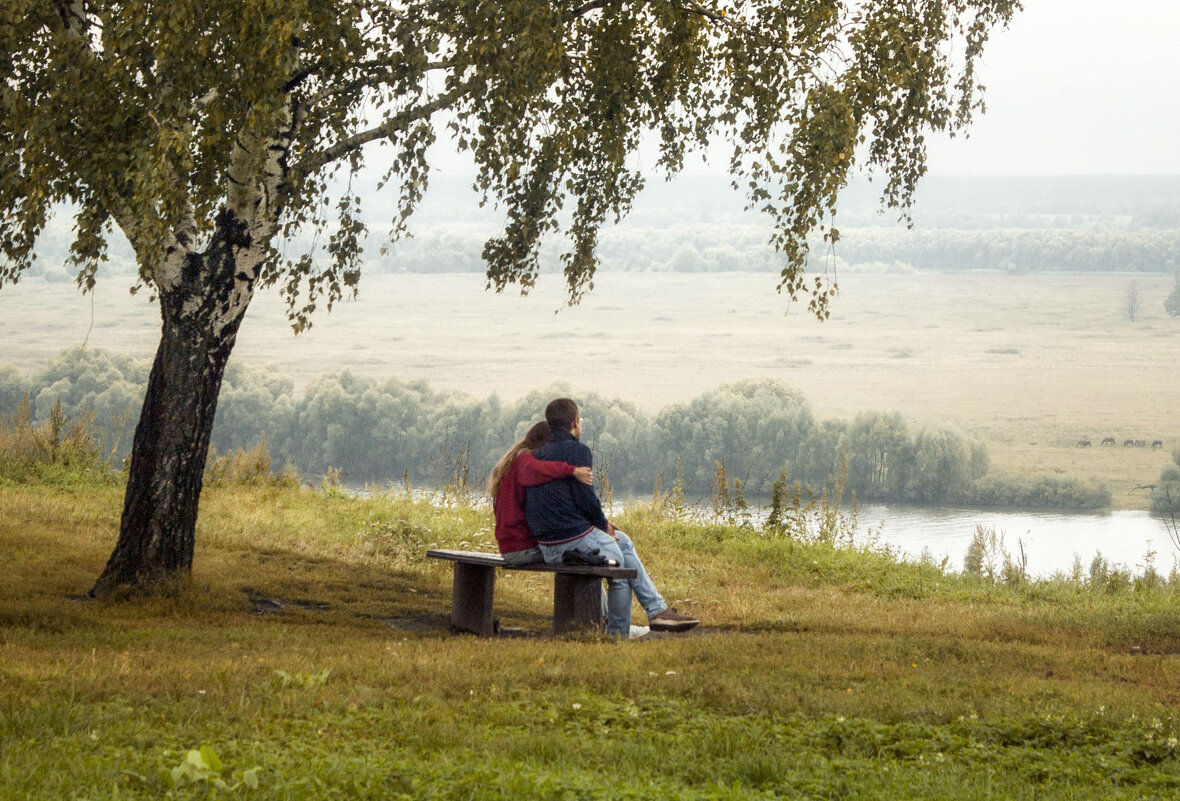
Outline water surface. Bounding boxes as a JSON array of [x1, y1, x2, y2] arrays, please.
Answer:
[[855, 505, 1176, 577]]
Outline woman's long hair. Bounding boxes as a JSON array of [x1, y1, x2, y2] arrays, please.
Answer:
[[487, 421, 552, 500]]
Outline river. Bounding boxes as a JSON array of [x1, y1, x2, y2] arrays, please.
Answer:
[[854, 505, 1177, 577]]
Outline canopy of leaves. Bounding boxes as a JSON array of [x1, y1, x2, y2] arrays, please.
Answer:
[[2, 0, 1019, 322]]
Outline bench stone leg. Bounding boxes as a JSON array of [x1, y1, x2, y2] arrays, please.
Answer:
[[451, 562, 496, 636], [553, 574, 604, 634]]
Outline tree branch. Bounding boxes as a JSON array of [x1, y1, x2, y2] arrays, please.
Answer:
[[302, 59, 456, 108], [50, 0, 91, 42], [190, 87, 219, 117], [569, 0, 608, 17], [296, 85, 469, 177]]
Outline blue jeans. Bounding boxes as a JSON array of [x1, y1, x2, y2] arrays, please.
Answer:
[[539, 529, 667, 637]]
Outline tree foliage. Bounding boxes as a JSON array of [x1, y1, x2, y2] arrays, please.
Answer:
[[0, 0, 1020, 589], [3, 0, 1019, 316]]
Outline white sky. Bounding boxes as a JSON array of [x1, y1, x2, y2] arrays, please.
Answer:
[[924, 0, 1180, 175]]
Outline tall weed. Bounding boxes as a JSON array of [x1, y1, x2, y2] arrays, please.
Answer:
[[0, 395, 113, 485], [204, 439, 298, 489]]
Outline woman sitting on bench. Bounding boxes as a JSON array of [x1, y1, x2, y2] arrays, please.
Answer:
[[487, 421, 592, 566]]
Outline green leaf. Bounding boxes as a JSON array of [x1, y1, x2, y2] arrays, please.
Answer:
[[198, 744, 223, 773]]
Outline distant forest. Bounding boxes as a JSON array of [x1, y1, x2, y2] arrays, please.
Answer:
[[1, 347, 1113, 512], [26, 175, 1180, 283]]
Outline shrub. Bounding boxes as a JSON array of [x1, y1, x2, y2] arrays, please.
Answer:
[[1150, 450, 1180, 518], [204, 440, 298, 489], [963, 524, 1009, 583], [0, 395, 112, 484], [971, 471, 1111, 511], [0, 365, 27, 415], [1165, 270, 1180, 317], [30, 346, 146, 454]]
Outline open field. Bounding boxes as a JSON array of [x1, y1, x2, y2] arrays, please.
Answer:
[[5, 477, 1180, 798], [1, 271, 1177, 507]]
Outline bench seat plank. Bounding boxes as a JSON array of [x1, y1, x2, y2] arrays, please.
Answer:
[[427, 549, 636, 579]]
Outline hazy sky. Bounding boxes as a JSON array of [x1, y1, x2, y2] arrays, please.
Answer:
[[924, 0, 1180, 175]]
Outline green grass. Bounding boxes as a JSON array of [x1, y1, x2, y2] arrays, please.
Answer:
[[4, 469, 1180, 798]]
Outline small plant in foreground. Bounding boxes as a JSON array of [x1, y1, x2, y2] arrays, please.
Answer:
[[647, 458, 690, 521], [963, 524, 1008, 583], [321, 465, 344, 496], [764, 468, 812, 539], [158, 745, 260, 794], [430, 431, 473, 505], [274, 668, 332, 690], [962, 524, 1042, 588]]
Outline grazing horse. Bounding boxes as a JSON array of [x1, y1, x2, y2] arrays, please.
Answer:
[[1124, 439, 1136, 447], [1101, 437, 1116, 446], [1076, 439, 1092, 448], [1153, 440, 1164, 449]]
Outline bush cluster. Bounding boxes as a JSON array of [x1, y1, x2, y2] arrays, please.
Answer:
[[1, 347, 1113, 511], [1165, 270, 1180, 317], [0, 395, 111, 485], [1151, 449, 1180, 517], [971, 471, 1112, 512]]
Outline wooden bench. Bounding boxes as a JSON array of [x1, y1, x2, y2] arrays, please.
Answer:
[[426, 549, 637, 636]]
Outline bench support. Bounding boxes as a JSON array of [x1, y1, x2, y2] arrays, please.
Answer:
[[553, 574, 605, 634], [450, 562, 497, 636]]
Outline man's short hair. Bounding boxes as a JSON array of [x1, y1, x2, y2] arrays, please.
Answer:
[[545, 398, 579, 432]]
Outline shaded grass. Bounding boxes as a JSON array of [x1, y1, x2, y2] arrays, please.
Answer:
[[5, 478, 1180, 798]]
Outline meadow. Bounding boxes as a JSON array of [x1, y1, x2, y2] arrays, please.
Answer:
[[5, 452, 1180, 798], [1, 270, 1176, 507]]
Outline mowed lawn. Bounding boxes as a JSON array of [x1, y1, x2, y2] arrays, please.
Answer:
[[4, 477, 1180, 798], [1, 271, 1176, 507]]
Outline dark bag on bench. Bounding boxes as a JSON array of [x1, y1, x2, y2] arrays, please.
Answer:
[[561, 548, 620, 568]]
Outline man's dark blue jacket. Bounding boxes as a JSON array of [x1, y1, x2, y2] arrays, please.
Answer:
[[525, 430, 609, 543]]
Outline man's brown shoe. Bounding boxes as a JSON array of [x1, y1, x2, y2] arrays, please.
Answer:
[[648, 608, 699, 632]]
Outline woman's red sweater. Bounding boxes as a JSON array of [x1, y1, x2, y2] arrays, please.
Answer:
[[493, 452, 575, 554]]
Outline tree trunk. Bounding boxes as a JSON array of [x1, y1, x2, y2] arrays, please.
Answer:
[[90, 218, 254, 596]]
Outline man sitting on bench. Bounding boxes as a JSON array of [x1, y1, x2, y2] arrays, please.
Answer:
[[526, 397, 700, 637]]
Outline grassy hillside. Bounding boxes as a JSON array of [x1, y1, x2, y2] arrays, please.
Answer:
[[4, 465, 1180, 798]]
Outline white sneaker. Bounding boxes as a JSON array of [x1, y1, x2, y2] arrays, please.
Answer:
[[629, 625, 650, 640]]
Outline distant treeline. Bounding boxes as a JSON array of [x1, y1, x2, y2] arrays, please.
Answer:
[[26, 218, 1180, 283], [361, 225, 1179, 276], [247, 225, 1180, 277], [1, 347, 1113, 512]]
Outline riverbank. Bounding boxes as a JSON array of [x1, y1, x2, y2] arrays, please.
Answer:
[[4, 476, 1180, 798]]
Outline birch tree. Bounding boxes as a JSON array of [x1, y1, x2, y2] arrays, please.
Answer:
[[0, 0, 1019, 595]]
